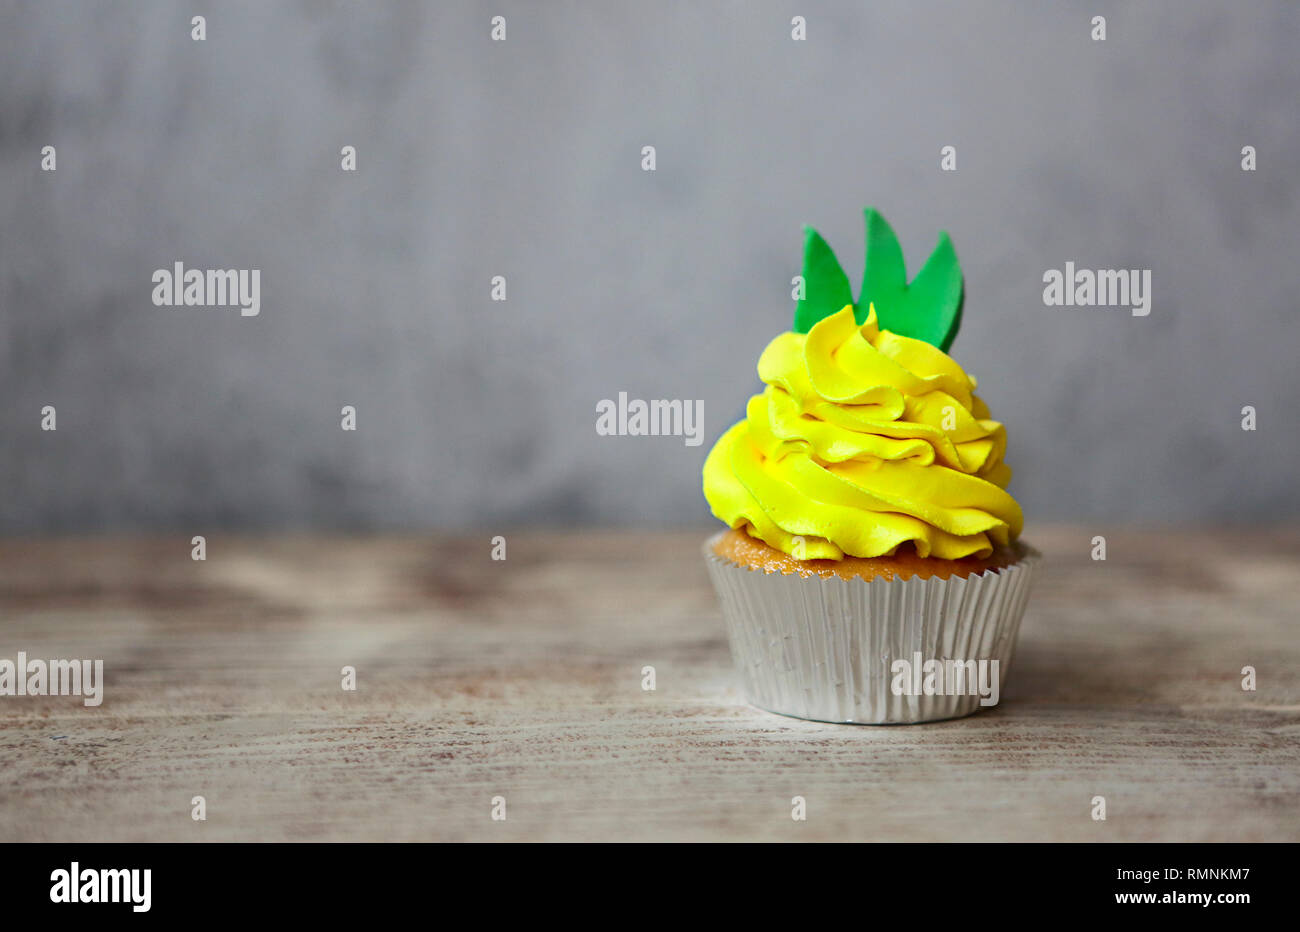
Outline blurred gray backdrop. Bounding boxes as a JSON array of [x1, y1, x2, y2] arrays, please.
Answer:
[[2, 0, 1297, 533]]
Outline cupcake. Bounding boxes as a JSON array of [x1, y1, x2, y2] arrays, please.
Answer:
[[702, 208, 1039, 724]]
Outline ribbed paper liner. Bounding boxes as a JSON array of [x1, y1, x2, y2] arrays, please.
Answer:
[[704, 535, 1040, 724]]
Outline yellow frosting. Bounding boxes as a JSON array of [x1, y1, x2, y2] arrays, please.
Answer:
[[703, 305, 1023, 560]]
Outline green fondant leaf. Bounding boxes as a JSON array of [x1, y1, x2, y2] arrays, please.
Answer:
[[905, 231, 964, 351], [792, 226, 853, 334], [858, 208, 907, 324], [857, 207, 965, 352]]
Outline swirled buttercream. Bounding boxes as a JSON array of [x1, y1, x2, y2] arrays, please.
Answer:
[[703, 305, 1022, 560]]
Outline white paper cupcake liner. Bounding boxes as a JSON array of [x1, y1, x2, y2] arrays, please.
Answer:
[[704, 534, 1040, 724]]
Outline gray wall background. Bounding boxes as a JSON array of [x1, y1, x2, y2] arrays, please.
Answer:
[[2, 0, 1297, 533]]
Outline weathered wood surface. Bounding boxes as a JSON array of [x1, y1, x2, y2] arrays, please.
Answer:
[[0, 526, 1297, 842]]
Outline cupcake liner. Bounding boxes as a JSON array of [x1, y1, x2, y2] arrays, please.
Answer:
[[704, 534, 1041, 724]]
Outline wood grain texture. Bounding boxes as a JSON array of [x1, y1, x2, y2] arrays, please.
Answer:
[[0, 526, 1297, 842]]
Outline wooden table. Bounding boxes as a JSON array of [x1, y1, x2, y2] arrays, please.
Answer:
[[1, 527, 1296, 842]]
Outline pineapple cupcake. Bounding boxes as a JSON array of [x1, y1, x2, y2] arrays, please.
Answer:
[[703, 208, 1039, 724]]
